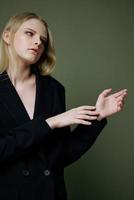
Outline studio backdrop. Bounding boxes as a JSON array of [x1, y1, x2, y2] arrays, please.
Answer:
[[0, 1, 133, 200]]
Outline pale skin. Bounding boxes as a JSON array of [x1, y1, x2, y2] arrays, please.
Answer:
[[46, 88, 127, 129], [3, 18, 128, 128]]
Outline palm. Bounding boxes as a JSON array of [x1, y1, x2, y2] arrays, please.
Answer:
[[96, 89, 127, 119], [96, 94, 119, 117]]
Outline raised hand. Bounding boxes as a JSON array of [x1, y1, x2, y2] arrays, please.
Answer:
[[46, 106, 99, 129], [96, 88, 128, 121]]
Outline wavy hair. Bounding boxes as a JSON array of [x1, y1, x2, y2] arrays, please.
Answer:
[[0, 12, 56, 75]]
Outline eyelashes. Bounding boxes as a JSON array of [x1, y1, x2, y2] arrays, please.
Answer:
[[25, 31, 34, 37], [25, 31, 47, 45]]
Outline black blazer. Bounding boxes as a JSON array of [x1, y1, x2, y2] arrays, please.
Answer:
[[0, 71, 107, 200]]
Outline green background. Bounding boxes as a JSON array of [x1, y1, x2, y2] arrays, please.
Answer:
[[0, 1, 133, 199]]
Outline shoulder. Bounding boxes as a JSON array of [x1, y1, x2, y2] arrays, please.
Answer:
[[39, 74, 65, 92]]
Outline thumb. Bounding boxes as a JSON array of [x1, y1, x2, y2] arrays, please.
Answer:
[[101, 88, 112, 97]]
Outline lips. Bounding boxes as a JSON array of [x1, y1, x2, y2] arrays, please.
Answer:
[[28, 48, 39, 54]]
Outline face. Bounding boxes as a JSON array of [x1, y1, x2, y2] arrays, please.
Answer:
[[11, 18, 47, 65]]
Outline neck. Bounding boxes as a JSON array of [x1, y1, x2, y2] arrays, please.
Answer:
[[6, 48, 34, 84], [7, 64, 32, 86]]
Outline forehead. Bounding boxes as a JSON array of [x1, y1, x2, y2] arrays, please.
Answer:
[[18, 18, 47, 35]]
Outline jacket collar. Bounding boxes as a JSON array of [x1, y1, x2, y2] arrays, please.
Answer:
[[0, 71, 52, 126]]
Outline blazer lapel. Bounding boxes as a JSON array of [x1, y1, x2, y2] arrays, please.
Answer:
[[34, 72, 53, 120], [0, 72, 30, 126], [0, 71, 52, 127]]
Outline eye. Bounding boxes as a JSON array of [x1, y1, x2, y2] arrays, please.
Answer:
[[40, 37, 47, 46], [41, 39, 46, 45], [25, 31, 33, 37]]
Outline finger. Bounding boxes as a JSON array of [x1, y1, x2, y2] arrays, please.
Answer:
[[87, 111, 100, 116], [123, 91, 128, 98], [117, 106, 122, 112], [78, 110, 99, 116], [100, 88, 112, 97], [117, 101, 123, 106], [117, 101, 124, 110], [78, 106, 96, 110], [76, 119, 92, 125], [117, 94, 127, 102], [113, 89, 127, 98], [117, 97, 125, 104], [116, 96, 124, 101], [77, 115, 97, 121]]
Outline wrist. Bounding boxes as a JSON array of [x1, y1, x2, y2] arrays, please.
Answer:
[[46, 116, 58, 129], [97, 115, 104, 121]]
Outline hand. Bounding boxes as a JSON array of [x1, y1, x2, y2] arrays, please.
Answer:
[[96, 88, 128, 120], [46, 106, 99, 129]]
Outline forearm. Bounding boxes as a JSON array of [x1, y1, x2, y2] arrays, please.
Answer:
[[0, 115, 52, 163], [62, 118, 107, 167]]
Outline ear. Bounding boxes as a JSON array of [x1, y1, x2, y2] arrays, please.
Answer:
[[2, 31, 11, 45]]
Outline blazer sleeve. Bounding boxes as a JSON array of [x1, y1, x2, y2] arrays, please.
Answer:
[[61, 119, 107, 167], [58, 86, 107, 167], [0, 115, 52, 163]]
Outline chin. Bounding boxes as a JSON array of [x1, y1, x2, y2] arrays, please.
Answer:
[[23, 58, 40, 65]]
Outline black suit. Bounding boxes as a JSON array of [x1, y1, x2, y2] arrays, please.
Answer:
[[0, 71, 107, 200]]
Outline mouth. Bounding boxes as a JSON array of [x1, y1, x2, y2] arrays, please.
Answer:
[[28, 48, 39, 54]]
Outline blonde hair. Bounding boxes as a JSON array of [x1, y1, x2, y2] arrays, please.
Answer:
[[0, 12, 56, 75]]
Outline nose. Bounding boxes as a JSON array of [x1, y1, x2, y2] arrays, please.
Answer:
[[34, 36, 42, 46]]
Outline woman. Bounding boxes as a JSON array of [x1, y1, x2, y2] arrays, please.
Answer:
[[0, 12, 127, 200]]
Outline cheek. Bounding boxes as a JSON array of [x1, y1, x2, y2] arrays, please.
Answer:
[[38, 46, 45, 59], [13, 35, 28, 52]]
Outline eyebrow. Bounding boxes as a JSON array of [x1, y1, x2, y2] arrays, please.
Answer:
[[24, 28, 47, 41]]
